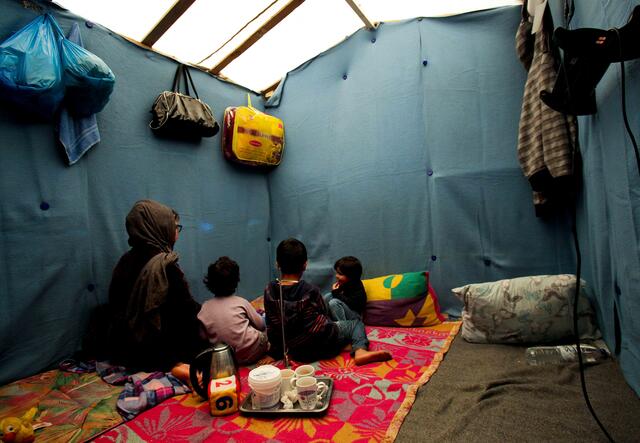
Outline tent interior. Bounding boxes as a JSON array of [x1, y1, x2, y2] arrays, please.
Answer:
[[0, 0, 639, 440]]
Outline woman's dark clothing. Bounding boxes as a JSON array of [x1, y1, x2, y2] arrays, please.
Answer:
[[264, 280, 343, 363], [108, 247, 205, 370], [106, 200, 207, 371], [331, 280, 367, 315]]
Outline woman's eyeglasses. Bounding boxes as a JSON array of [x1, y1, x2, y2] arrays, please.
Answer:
[[176, 224, 183, 232]]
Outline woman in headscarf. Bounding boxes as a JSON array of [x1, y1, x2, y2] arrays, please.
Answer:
[[107, 199, 207, 376]]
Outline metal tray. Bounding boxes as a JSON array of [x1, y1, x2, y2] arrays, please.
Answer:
[[239, 376, 333, 416]]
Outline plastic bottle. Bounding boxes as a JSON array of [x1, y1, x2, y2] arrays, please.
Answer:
[[525, 344, 610, 366]]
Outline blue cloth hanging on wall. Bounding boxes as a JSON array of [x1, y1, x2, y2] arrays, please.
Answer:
[[58, 23, 100, 165]]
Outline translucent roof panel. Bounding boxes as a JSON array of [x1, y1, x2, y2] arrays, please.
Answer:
[[358, 0, 522, 22], [54, 0, 176, 42], [220, 0, 363, 92], [53, 0, 523, 92], [153, 0, 288, 67]]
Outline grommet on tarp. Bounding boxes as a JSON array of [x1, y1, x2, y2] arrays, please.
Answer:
[[484, 259, 491, 266], [40, 202, 50, 211], [342, 74, 348, 80], [371, 38, 376, 43], [431, 255, 437, 261], [85, 21, 94, 28], [427, 169, 433, 176], [422, 59, 428, 66], [267, 237, 271, 242], [87, 284, 95, 292]]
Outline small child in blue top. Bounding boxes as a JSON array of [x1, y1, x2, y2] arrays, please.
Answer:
[[324, 256, 367, 321]]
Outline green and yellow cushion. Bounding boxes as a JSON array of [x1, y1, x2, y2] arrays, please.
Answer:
[[362, 271, 446, 327]]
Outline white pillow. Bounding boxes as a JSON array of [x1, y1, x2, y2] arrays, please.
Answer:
[[452, 274, 600, 344]]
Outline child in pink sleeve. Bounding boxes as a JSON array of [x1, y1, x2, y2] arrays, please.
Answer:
[[197, 257, 269, 365]]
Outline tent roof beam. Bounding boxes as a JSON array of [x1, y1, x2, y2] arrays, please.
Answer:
[[141, 0, 196, 47], [344, 0, 376, 29], [262, 79, 280, 97], [210, 0, 305, 75]]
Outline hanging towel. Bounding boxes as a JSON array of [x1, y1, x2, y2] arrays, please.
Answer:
[[58, 22, 100, 165]]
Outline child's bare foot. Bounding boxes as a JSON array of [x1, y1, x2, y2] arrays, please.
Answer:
[[257, 355, 276, 365], [171, 363, 192, 384], [354, 349, 392, 366]]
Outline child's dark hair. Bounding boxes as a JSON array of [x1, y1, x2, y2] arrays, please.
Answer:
[[203, 256, 239, 297], [276, 238, 307, 275], [334, 256, 362, 281]]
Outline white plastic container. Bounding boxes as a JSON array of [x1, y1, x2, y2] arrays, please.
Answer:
[[248, 365, 282, 409]]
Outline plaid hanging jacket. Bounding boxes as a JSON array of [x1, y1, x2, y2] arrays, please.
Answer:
[[516, 2, 577, 215]]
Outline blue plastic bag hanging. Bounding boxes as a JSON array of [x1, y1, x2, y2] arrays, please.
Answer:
[[60, 28, 115, 116], [0, 13, 65, 119]]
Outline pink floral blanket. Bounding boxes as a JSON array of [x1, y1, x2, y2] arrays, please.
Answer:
[[96, 322, 460, 442]]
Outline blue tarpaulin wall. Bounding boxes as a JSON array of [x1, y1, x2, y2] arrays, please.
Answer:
[[0, 0, 638, 396]]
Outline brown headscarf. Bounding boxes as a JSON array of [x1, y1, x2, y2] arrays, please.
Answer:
[[124, 200, 179, 341]]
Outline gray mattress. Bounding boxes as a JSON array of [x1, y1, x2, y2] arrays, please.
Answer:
[[396, 335, 640, 443]]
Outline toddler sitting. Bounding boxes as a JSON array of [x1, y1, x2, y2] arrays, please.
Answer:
[[198, 257, 269, 365]]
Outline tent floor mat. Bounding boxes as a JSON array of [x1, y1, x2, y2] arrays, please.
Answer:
[[396, 336, 640, 443]]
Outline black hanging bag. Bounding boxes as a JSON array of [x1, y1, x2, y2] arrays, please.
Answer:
[[150, 64, 219, 138]]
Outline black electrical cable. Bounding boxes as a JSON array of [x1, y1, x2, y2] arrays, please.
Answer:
[[565, 21, 640, 443], [569, 200, 615, 443], [556, 34, 616, 442]]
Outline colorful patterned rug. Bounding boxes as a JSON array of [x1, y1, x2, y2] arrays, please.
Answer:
[[95, 321, 460, 442], [0, 369, 124, 442]]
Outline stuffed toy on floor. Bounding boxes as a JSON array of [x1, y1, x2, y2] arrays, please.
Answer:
[[0, 407, 37, 443]]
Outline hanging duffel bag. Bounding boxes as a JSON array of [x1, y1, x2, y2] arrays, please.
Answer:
[[149, 64, 219, 138]]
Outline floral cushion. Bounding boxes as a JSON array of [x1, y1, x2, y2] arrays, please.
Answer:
[[363, 271, 446, 327], [452, 274, 600, 344]]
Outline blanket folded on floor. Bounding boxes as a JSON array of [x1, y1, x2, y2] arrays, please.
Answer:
[[56, 360, 192, 420], [117, 371, 191, 420]]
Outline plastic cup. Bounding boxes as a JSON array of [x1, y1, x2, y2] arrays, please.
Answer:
[[248, 365, 281, 409]]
